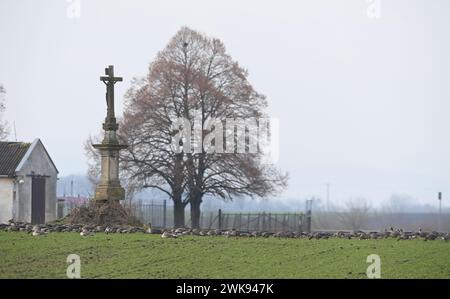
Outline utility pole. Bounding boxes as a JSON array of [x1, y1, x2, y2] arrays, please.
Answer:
[[326, 183, 330, 210], [438, 192, 442, 232]]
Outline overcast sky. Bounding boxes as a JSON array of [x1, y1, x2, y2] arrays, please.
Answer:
[[1, 0, 449, 207]]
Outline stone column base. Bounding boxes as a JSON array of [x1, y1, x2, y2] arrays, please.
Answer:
[[94, 184, 126, 202]]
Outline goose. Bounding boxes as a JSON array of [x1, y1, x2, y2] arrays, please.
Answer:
[[147, 225, 162, 235], [315, 232, 327, 239], [31, 226, 47, 236], [418, 230, 424, 238], [105, 226, 112, 234], [251, 231, 261, 238], [228, 229, 238, 237], [191, 229, 200, 236], [118, 226, 131, 233], [80, 228, 93, 236], [286, 231, 296, 238], [273, 231, 285, 238], [223, 229, 236, 237], [261, 231, 271, 238], [357, 233, 368, 240], [391, 230, 401, 238], [161, 231, 178, 239], [174, 227, 186, 234], [144, 223, 152, 234], [206, 230, 216, 236], [181, 229, 192, 236], [369, 232, 379, 239], [144, 223, 159, 234], [32, 230, 46, 236]]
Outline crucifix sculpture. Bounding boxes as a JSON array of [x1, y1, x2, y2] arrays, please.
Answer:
[[93, 65, 128, 203], [100, 65, 122, 131]]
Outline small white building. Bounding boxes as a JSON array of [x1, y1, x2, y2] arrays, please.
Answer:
[[0, 139, 58, 224]]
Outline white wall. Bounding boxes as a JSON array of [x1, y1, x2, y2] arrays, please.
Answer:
[[16, 140, 58, 223], [0, 178, 13, 223], [16, 140, 58, 222]]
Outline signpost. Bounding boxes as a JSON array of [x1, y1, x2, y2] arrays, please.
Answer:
[[438, 192, 442, 232]]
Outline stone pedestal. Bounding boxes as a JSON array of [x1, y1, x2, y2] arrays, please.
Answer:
[[93, 130, 128, 202]]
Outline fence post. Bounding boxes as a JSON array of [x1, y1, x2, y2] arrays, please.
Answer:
[[262, 213, 266, 231], [163, 200, 167, 228], [307, 210, 312, 233], [218, 209, 222, 230], [238, 213, 242, 229], [257, 213, 261, 231], [268, 213, 272, 232], [209, 212, 213, 229]]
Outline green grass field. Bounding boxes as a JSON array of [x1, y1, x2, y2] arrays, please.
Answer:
[[0, 231, 448, 279]]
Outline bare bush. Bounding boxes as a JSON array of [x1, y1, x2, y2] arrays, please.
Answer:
[[337, 198, 371, 231], [65, 200, 141, 226]]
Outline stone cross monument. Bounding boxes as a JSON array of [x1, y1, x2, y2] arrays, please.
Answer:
[[93, 65, 128, 203]]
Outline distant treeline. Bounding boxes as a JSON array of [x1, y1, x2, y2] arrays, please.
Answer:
[[312, 211, 450, 232]]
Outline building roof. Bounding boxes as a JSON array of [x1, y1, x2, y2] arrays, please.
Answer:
[[0, 142, 31, 176]]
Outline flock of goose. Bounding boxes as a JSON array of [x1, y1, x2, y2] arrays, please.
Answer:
[[154, 226, 450, 241], [1, 222, 449, 241]]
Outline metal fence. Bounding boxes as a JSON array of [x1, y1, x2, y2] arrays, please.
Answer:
[[131, 204, 222, 229], [220, 211, 306, 232], [131, 201, 168, 227]]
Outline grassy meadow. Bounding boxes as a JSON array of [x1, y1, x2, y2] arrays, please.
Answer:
[[0, 231, 448, 279]]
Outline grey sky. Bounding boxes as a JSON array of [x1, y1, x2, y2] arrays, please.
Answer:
[[1, 0, 449, 207]]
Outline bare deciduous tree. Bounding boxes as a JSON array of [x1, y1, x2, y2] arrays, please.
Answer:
[[0, 85, 8, 140], [171, 28, 287, 228], [119, 76, 189, 227], [118, 27, 288, 228]]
